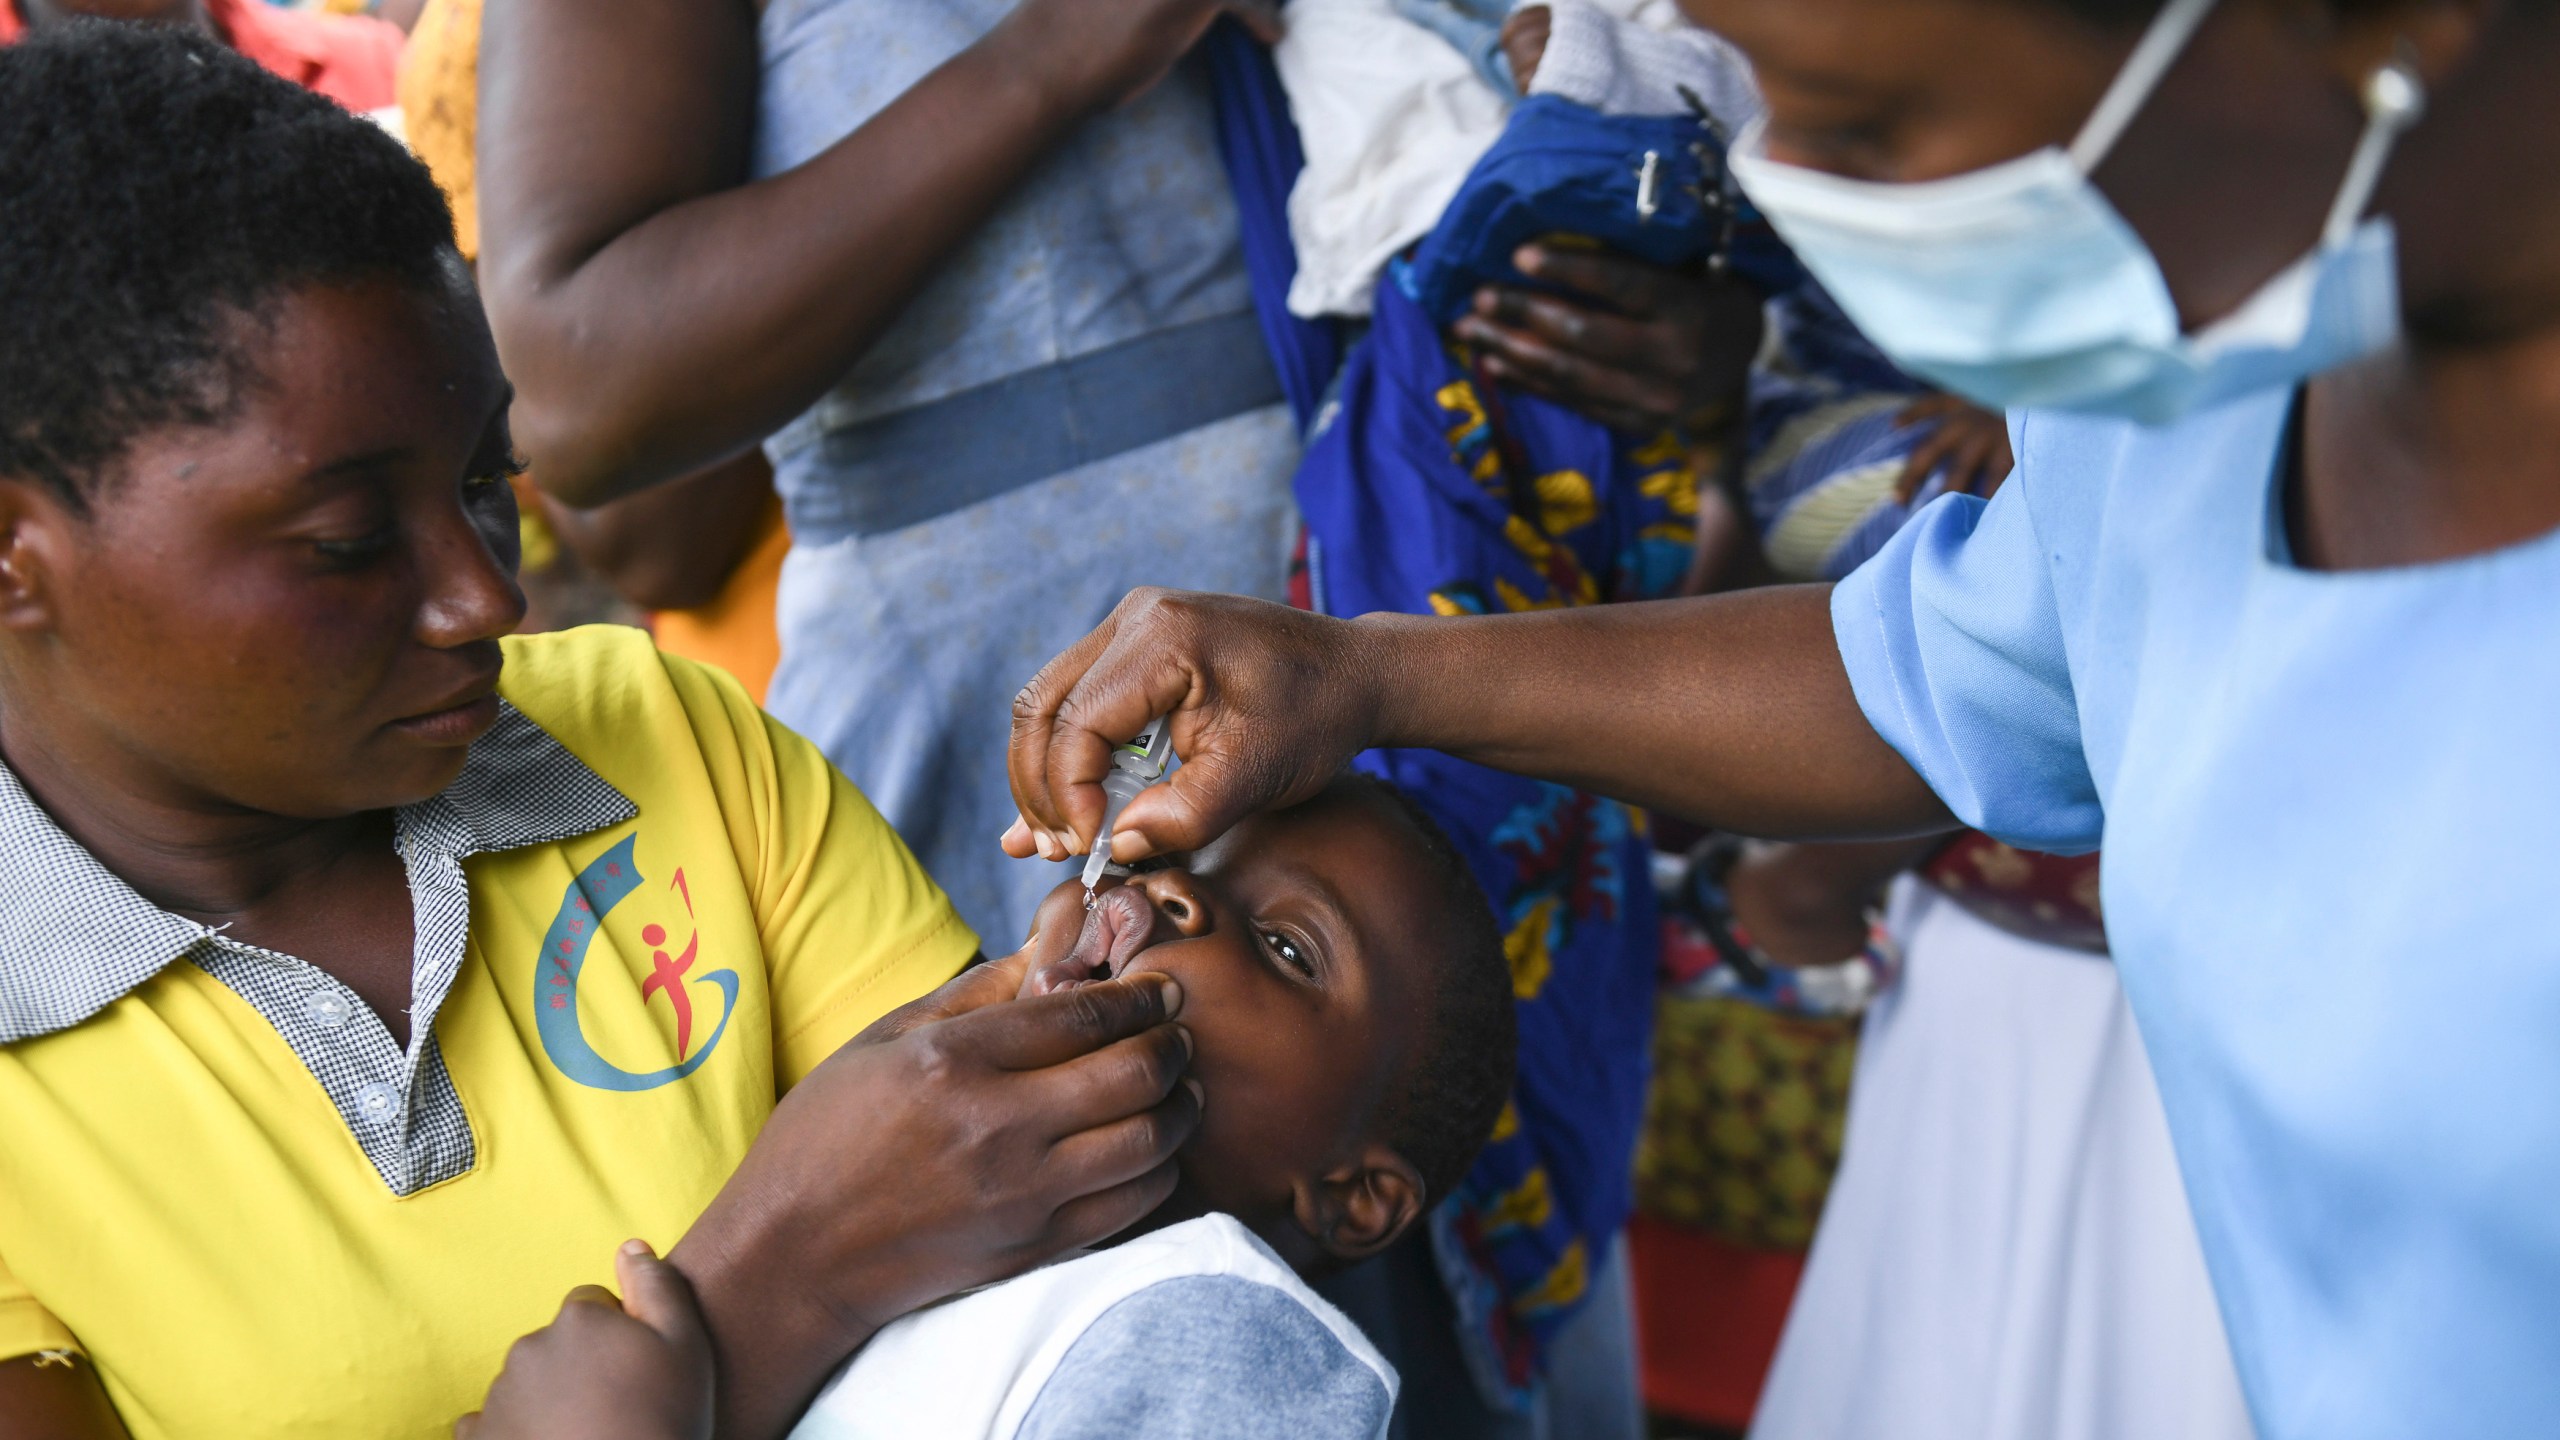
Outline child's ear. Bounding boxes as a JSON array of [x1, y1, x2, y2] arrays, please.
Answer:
[[1290, 1145, 1426, 1265]]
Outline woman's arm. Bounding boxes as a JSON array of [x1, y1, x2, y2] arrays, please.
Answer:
[[476, 0, 1260, 504], [538, 452, 776, 614], [0, 1356, 129, 1440], [1004, 585, 1952, 865]]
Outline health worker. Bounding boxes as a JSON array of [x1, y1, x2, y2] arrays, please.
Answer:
[[1003, 2, 2560, 1437]]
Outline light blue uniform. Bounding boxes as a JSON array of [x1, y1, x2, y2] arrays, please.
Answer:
[[1833, 388, 2560, 1440]]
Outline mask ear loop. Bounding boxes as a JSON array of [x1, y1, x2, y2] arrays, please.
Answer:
[[2322, 49, 2427, 247], [2068, 0, 2224, 173]]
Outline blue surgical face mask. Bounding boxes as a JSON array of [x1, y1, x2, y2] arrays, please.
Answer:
[[1726, 0, 2426, 425]]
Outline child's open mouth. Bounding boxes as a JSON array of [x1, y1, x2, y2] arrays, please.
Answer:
[[1071, 883, 1159, 982], [1026, 882, 1160, 995]]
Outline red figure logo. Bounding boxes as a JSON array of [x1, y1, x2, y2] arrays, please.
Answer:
[[638, 869, 703, 1061]]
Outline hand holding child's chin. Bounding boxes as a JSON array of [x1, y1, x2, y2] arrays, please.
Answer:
[[457, 1242, 714, 1440]]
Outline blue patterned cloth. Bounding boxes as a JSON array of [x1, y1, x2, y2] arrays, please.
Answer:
[[750, 0, 1301, 946], [1741, 284, 1950, 582], [1296, 277, 1693, 1407]]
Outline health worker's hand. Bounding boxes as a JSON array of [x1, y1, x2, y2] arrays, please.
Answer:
[[1006, 588, 1385, 867], [1453, 245, 1765, 436], [667, 952, 1200, 1440], [456, 1243, 713, 1440]]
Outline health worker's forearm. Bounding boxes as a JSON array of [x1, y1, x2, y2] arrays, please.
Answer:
[[1356, 585, 1954, 839]]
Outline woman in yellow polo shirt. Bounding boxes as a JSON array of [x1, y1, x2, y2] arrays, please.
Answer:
[[0, 29, 1198, 1440]]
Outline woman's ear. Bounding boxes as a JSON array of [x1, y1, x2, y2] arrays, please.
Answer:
[[1290, 1145, 1426, 1265], [0, 479, 71, 635]]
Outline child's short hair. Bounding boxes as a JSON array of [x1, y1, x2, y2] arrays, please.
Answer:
[[1337, 773, 1518, 1206], [0, 23, 457, 508]]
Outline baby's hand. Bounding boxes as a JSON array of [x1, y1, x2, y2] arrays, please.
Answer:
[[1499, 6, 1550, 95], [455, 1242, 714, 1440], [1891, 393, 2017, 503]]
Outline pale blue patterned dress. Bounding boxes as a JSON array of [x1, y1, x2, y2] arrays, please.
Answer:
[[752, 0, 1301, 945]]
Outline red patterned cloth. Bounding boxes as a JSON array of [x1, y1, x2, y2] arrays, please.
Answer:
[[1918, 832, 2107, 954], [0, 0, 402, 111]]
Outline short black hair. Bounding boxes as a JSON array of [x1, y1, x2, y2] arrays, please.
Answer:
[[0, 22, 458, 509], [1333, 772, 1519, 1208]]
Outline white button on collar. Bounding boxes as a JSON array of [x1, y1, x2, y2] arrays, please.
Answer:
[[304, 990, 352, 1032], [354, 1082, 399, 1127]]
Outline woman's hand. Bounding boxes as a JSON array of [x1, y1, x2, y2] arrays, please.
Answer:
[[1452, 245, 1766, 435], [667, 954, 1200, 1440], [456, 1243, 713, 1440]]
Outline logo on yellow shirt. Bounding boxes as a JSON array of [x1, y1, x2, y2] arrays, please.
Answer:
[[536, 834, 739, 1092]]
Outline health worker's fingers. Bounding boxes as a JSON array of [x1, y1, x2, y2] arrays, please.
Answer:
[[614, 1242, 711, 1355], [1101, 731, 1305, 867], [1014, 590, 1380, 861], [1009, 616, 1117, 856], [1010, 591, 1197, 856], [454, 1413, 482, 1439], [947, 971, 1188, 1075]]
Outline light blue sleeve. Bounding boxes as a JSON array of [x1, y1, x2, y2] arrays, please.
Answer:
[[1015, 1276, 1391, 1440], [1829, 427, 2103, 853]]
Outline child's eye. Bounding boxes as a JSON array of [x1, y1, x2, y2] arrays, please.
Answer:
[[1260, 928, 1315, 978]]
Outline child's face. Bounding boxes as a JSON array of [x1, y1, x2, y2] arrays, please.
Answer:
[[1020, 785, 1450, 1265], [0, 266, 527, 817]]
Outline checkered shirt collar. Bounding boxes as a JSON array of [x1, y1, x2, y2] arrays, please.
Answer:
[[0, 700, 634, 1044]]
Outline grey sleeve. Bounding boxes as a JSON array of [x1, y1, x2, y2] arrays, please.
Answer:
[[1015, 1275, 1392, 1440]]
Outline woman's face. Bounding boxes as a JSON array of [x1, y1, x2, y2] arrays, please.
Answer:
[[1691, 0, 2416, 329], [0, 268, 528, 819]]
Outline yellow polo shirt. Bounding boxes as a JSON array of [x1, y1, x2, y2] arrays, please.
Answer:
[[0, 626, 977, 1438]]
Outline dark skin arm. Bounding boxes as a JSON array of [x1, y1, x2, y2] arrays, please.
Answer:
[[538, 451, 776, 614], [477, 0, 1274, 505], [1003, 585, 1952, 869], [0, 1355, 129, 1440], [1725, 835, 1945, 967]]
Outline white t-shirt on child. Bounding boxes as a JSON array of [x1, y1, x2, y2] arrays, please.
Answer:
[[790, 1213, 1397, 1440]]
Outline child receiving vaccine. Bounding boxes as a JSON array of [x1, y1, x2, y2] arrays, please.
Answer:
[[466, 774, 1520, 1439]]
